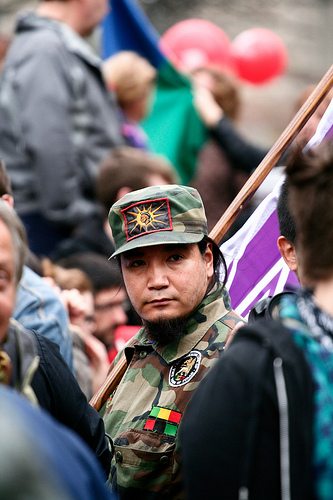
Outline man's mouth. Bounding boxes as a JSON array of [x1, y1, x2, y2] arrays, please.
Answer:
[[148, 298, 173, 306]]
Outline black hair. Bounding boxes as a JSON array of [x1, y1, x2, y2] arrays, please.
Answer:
[[277, 178, 296, 245], [56, 251, 123, 293], [198, 235, 227, 288]]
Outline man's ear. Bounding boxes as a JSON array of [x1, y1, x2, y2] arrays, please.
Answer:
[[203, 242, 214, 279], [277, 236, 298, 272], [1, 194, 14, 208]]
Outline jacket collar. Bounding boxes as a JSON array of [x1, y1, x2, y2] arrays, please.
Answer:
[[16, 12, 101, 69]]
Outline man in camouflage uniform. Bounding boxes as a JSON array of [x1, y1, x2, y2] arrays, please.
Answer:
[[102, 184, 243, 498]]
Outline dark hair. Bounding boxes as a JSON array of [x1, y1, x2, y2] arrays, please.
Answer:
[[55, 251, 123, 294], [0, 157, 12, 197], [198, 235, 227, 288], [286, 139, 333, 282], [96, 147, 178, 216], [276, 179, 296, 245]]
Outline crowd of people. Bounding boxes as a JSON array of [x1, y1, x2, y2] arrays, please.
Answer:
[[1, 0, 333, 499]]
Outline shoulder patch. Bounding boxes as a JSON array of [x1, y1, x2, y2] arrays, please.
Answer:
[[169, 350, 201, 387]]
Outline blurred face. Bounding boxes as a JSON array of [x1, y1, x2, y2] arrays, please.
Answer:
[[81, 0, 109, 36], [81, 290, 96, 336], [121, 243, 214, 325], [0, 220, 16, 343], [93, 286, 128, 348], [297, 94, 332, 144]]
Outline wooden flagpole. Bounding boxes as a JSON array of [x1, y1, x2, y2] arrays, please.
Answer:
[[90, 63, 333, 412], [210, 63, 333, 244]]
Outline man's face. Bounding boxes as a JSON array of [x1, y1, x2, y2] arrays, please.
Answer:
[[0, 220, 16, 344], [81, 0, 109, 36], [120, 243, 214, 325], [93, 286, 128, 348]]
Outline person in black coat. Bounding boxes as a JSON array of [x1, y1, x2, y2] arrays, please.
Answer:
[[0, 200, 111, 476], [180, 140, 333, 499]]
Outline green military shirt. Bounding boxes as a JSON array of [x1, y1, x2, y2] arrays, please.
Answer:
[[102, 284, 243, 499]]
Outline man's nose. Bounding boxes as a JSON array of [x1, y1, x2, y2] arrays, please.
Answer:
[[147, 263, 169, 289]]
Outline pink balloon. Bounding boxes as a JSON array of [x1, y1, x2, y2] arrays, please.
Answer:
[[160, 19, 232, 72], [230, 28, 288, 85]]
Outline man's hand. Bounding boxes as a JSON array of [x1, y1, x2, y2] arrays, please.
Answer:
[[193, 83, 224, 128]]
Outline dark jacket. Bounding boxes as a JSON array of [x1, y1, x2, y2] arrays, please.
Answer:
[[0, 13, 124, 229], [180, 319, 314, 499], [211, 116, 268, 174], [4, 319, 111, 477]]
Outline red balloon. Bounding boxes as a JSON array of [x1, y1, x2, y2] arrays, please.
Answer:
[[160, 19, 231, 72], [230, 28, 288, 85]]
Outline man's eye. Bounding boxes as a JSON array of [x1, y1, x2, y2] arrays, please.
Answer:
[[168, 254, 183, 262], [129, 260, 145, 268], [0, 271, 9, 287]]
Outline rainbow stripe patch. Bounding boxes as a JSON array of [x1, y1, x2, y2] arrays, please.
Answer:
[[144, 406, 182, 437]]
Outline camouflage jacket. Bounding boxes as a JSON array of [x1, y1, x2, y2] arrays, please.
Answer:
[[102, 284, 244, 499]]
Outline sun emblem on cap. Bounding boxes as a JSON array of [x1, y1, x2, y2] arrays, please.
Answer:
[[127, 202, 168, 234], [122, 198, 173, 241]]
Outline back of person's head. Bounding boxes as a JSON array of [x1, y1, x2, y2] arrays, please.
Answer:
[[192, 66, 241, 120], [42, 258, 92, 293], [96, 147, 178, 215], [277, 179, 296, 245], [56, 252, 123, 293], [102, 51, 157, 108], [0, 199, 28, 285], [286, 139, 333, 283], [0, 157, 12, 197]]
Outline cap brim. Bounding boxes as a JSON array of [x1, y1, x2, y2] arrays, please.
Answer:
[[109, 232, 205, 259]]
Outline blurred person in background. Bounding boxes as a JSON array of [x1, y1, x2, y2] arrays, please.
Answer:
[[42, 258, 110, 400], [0, 156, 73, 369], [191, 67, 267, 234], [0, 0, 124, 257], [0, 34, 10, 73], [50, 146, 178, 261], [180, 140, 333, 500], [0, 201, 111, 476], [103, 51, 157, 150], [56, 252, 130, 363], [0, 385, 115, 500]]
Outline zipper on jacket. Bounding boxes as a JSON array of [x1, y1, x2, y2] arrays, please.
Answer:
[[273, 357, 291, 500]]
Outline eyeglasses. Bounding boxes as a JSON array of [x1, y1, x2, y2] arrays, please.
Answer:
[[94, 300, 128, 312]]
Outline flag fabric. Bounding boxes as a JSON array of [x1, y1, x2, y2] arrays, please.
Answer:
[[221, 176, 298, 319], [306, 96, 333, 149], [221, 95, 333, 319], [101, 0, 208, 184]]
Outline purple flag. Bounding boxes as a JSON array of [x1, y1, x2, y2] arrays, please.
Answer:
[[221, 96, 333, 318]]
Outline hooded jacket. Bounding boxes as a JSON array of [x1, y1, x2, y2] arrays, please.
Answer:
[[0, 12, 123, 228], [180, 318, 315, 500]]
